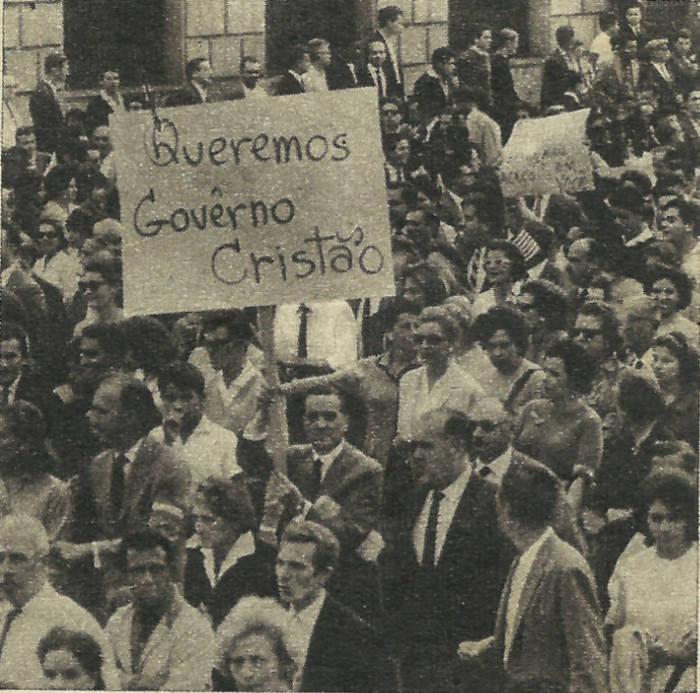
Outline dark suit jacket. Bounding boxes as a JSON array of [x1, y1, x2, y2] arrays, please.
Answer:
[[286, 442, 383, 552], [276, 71, 306, 96], [183, 540, 277, 627], [372, 30, 404, 99], [165, 83, 207, 107], [457, 48, 492, 102], [384, 472, 516, 668], [299, 595, 393, 692], [490, 531, 608, 692], [357, 64, 389, 98], [617, 23, 648, 54], [327, 59, 359, 90], [29, 81, 65, 154], [669, 53, 699, 95], [413, 71, 450, 118], [540, 51, 577, 109], [639, 61, 680, 110]]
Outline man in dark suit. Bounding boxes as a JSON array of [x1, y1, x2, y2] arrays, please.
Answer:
[[263, 386, 383, 621], [165, 57, 213, 107], [29, 52, 68, 155], [413, 47, 456, 120], [458, 460, 608, 693], [276, 45, 311, 96], [640, 38, 682, 112], [275, 519, 393, 691], [327, 41, 362, 91], [56, 373, 190, 618], [617, 2, 647, 55], [85, 68, 126, 133], [374, 5, 405, 99], [382, 408, 515, 691], [541, 25, 578, 110], [358, 39, 391, 98]]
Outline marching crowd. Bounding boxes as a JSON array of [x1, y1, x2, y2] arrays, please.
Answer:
[[1, 2, 699, 691]]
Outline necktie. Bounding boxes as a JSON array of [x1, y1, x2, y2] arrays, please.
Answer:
[[479, 465, 492, 478], [311, 454, 324, 501], [111, 453, 128, 518], [422, 490, 445, 568], [0, 607, 21, 657], [297, 304, 311, 359]]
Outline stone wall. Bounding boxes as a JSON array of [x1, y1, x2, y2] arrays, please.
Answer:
[[4, 0, 64, 90], [184, 0, 266, 78]]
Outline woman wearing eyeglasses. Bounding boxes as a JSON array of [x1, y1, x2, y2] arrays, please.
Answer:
[[644, 265, 699, 348], [470, 240, 527, 319], [72, 256, 123, 338], [32, 213, 80, 303]]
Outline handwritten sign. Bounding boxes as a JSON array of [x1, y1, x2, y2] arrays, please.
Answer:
[[499, 109, 594, 197], [111, 89, 394, 316]]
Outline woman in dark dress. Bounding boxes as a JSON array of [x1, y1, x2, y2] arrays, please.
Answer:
[[184, 475, 276, 628]]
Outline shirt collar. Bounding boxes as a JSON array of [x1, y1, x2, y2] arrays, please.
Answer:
[[216, 359, 258, 395], [312, 440, 345, 475], [190, 531, 256, 585], [289, 587, 326, 620]]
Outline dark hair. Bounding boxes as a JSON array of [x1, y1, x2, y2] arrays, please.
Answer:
[[473, 305, 529, 355], [157, 362, 205, 398], [519, 279, 568, 331], [616, 370, 664, 421], [37, 627, 105, 689], [202, 309, 256, 343], [15, 125, 34, 139], [383, 132, 410, 156], [0, 399, 47, 446], [240, 55, 260, 72], [66, 208, 94, 239], [400, 263, 448, 307], [122, 529, 177, 571], [555, 25, 575, 49], [122, 316, 177, 377], [303, 384, 351, 418], [643, 265, 692, 311], [280, 520, 339, 574], [44, 53, 66, 72], [377, 6, 404, 27], [43, 165, 76, 202], [499, 460, 560, 529], [641, 469, 698, 542], [486, 240, 527, 283], [83, 256, 123, 306], [186, 57, 209, 81], [575, 301, 622, 356], [431, 47, 455, 69], [651, 439, 698, 476], [544, 338, 596, 395], [468, 23, 491, 45], [195, 476, 257, 534], [79, 322, 128, 366], [1, 322, 30, 358], [599, 10, 618, 32], [98, 374, 162, 435], [307, 38, 330, 62], [660, 197, 697, 228], [652, 332, 700, 387]]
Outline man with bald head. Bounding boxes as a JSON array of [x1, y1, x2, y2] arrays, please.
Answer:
[[0, 514, 118, 688], [383, 408, 515, 690]]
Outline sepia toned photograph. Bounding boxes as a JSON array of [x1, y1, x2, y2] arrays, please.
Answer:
[[1, 0, 699, 690]]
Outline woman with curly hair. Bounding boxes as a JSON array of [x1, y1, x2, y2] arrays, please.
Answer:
[[38, 627, 106, 690], [471, 240, 527, 318]]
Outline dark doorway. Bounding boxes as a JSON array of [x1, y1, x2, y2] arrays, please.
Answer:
[[63, 0, 169, 89], [266, 0, 372, 73], [449, 0, 530, 55]]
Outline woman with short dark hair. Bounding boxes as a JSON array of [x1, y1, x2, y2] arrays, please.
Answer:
[[514, 339, 602, 513], [38, 627, 106, 690], [607, 469, 697, 693], [471, 240, 526, 318], [644, 266, 698, 348]]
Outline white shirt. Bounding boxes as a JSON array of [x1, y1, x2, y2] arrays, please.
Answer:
[[412, 464, 472, 566], [378, 29, 401, 84], [590, 32, 614, 68], [99, 89, 124, 113], [33, 248, 80, 301], [475, 446, 512, 484], [286, 589, 326, 688], [314, 440, 345, 482], [366, 64, 387, 96], [504, 526, 555, 664], [150, 415, 240, 489], [302, 64, 328, 92], [0, 582, 120, 689], [274, 300, 359, 370], [397, 360, 484, 440]]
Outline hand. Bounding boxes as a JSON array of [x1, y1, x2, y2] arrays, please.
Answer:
[[457, 636, 494, 661], [311, 495, 341, 522]]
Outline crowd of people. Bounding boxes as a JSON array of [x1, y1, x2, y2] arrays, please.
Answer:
[[1, 1, 699, 691]]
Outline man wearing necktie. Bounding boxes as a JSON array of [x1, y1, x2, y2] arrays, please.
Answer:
[[0, 515, 119, 689], [359, 41, 389, 98], [29, 53, 69, 156], [458, 461, 607, 693], [382, 408, 514, 691]]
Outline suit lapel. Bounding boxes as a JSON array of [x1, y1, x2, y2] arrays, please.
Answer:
[[437, 473, 479, 566], [319, 444, 359, 499]]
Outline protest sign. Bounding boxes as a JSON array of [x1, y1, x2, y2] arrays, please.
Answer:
[[499, 108, 594, 197], [111, 88, 394, 316]]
